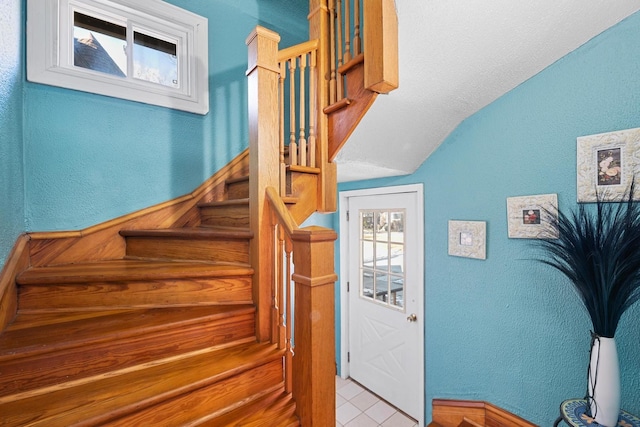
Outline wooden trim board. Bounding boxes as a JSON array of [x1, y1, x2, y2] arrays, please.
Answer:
[[27, 150, 249, 267], [0, 234, 31, 332], [432, 399, 537, 427]]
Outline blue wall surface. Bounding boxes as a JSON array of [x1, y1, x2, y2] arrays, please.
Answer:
[[0, 0, 24, 265], [338, 11, 640, 425], [22, 0, 306, 233]]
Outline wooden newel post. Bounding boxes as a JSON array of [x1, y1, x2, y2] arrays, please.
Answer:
[[246, 26, 281, 342], [364, 0, 399, 93], [292, 226, 337, 426]]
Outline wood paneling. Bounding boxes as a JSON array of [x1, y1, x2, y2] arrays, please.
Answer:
[[431, 399, 537, 427]]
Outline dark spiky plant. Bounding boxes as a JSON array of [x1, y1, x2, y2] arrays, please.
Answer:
[[534, 183, 640, 338]]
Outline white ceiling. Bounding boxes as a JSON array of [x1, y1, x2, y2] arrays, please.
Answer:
[[335, 0, 640, 182]]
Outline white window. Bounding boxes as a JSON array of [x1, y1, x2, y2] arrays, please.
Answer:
[[27, 0, 209, 115]]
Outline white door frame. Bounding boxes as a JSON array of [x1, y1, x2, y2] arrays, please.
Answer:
[[339, 183, 424, 425]]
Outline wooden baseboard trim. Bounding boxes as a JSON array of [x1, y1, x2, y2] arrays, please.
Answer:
[[0, 234, 30, 331], [432, 399, 537, 427]]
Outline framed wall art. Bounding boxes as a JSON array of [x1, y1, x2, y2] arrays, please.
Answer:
[[577, 127, 640, 202], [506, 193, 558, 239], [448, 220, 486, 260]]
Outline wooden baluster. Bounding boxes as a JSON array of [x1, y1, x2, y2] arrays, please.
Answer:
[[344, 0, 351, 63], [308, 50, 317, 168], [278, 226, 286, 349], [298, 53, 307, 167], [288, 58, 298, 166], [328, 0, 337, 104], [279, 61, 287, 195], [354, 0, 361, 56], [272, 222, 280, 344], [336, 0, 344, 100], [284, 237, 294, 393]]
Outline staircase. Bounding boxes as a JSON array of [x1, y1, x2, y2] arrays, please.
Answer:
[[0, 176, 300, 426], [0, 0, 398, 425]]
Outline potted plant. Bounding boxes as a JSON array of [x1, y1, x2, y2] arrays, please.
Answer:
[[535, 184, 640, 427]]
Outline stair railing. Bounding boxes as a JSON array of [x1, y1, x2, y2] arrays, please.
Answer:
[[246, 1, 397, 424], [246, 28, 337, 426], [329, 0, 363, 105], [277, 40, 319, 194], [265, 186, 337, 426]]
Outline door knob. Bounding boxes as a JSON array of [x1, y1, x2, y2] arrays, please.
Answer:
[[406, 313, 417, 322]]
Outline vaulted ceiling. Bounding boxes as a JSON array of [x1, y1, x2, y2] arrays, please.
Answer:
[[334, 1, 640, 182]]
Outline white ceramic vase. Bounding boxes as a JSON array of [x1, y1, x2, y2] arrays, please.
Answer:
[[588, 336, 621, 427]]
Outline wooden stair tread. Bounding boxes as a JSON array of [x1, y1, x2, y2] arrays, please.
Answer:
[[0, 342, 284, 426], [282, 196, 299, 204], [198, 388, 299, 426], [287, 164, 321, 174], [323, 97, 352, 114], [120, 226, 253, 240], [225, 175, 249, 185], [17, 259, 254, 285], [338, 52, 364, 74], [0, 305, 255, 359], [197, 198, 249, 208]]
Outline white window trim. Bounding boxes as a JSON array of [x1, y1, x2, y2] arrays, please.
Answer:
[[27, 0, 209, 115]]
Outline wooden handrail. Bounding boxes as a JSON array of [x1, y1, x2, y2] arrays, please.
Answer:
[[278, 39, 319, 62], [266, 187, 299, 235]]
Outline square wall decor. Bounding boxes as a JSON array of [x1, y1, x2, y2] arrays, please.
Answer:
[[448, 220, 486, 260], [506, 194, 558, 239], [577, 127, 640, 202]]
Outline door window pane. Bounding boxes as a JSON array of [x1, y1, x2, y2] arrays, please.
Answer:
[[359, 209, 407, 311], [375, 273, 388, 302]]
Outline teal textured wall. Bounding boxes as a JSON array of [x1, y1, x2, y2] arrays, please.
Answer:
[[0, 0, 24, 265], [22, 0, 306, 232], [338, 11, 640, 425]]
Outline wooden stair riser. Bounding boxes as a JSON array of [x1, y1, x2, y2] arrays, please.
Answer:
[[225, 176, 250, 200], [198, 201, 250, 228], [107, 362, 285, 426], [18, 276, 253, 310], [125, 236, 250, 264], [0, 312, 256, 398], [0, 344, 283, 427], [198, 389, 298, 427]]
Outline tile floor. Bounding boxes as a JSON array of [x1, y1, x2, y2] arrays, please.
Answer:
[[336, 376, 418, 427]]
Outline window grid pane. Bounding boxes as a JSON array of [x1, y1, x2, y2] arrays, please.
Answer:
[[133, 30, 179, 88], [359, 209, 406, 311], [73, 12, 126, 77]]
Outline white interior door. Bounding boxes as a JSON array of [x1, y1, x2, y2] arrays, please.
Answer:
[[341, 186, 424, 425]]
